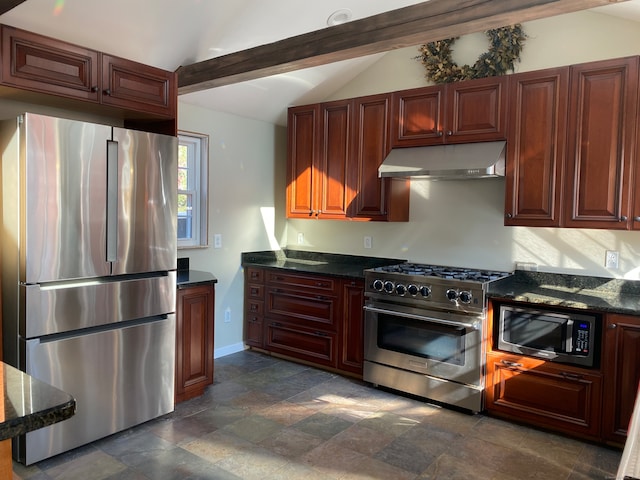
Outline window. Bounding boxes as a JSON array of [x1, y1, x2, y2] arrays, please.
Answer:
[[178, 131, 208, 248]]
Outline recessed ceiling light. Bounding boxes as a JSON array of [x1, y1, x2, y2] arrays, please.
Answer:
[[327, 8, 353, 26]]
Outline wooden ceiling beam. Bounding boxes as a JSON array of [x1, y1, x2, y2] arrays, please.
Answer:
[[177, 0, 626, 94]]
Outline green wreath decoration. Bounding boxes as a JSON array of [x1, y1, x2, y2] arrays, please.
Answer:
[[416, 25, 526, 84]]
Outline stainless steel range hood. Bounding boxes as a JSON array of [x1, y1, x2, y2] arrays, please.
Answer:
[[378, 141, 506, 179]]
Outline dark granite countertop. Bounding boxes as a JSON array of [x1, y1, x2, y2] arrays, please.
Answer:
[[0, 362, 75, 441], [241, 249, 405, 279], [487, 270, 640, 316], [177, 270, 218, 288]]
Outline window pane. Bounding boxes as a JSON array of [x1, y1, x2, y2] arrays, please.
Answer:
[[178, 168, 188, 190], [178, 145, 188, 168], [177, 193, 193, 240]]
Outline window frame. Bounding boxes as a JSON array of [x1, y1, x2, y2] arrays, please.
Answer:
[[177, 130, 209, 248]]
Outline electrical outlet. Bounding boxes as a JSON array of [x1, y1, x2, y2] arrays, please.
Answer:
[[214, 234, 222, 249], [364, 236, 372, 249], [297, 233, 304, 245], [515, 262, 538, 272], [224, 307, 231, 323], [605, 250, 619, 269]]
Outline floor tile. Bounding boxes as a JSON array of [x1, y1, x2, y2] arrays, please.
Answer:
[[12, 350, 623, 480]]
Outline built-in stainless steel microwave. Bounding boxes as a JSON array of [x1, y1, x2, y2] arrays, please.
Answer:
[[497, 304, 599, 368]]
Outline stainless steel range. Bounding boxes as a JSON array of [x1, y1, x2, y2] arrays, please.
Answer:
[[363, 263, 512, 413]]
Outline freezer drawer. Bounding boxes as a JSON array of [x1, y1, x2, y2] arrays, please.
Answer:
[[22, 272, 176, 339], [18, 315, 176, 465]]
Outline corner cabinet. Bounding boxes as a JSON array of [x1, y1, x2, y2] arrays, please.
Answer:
[[175, 282, 215, 403], [286, 95, 409, 222], [243, 267, 366, 377], [391, 76, 508, 147], [602, 314, 640, 445]]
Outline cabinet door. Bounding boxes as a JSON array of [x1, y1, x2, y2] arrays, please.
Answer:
[[564, 57, 638, 229], [286, 105, 320, 218], [349, 93, 409, 221], [338, 280, 365, 375], [101, 54, 176, 117], [318, 100, 351, 219], [175, 284, 215, 403], [446, 76, 508, 143], [602, 314, 640, 445], [505, 68, 568, 226], [486, 352, 602, 440], [391, 86, 445, 147], [1, 25, 99, 102]]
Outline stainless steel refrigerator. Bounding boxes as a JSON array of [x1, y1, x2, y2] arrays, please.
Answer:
[[0, 113, 178, 465]]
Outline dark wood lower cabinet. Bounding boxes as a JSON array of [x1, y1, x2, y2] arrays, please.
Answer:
[[243, 268, 366, 377], [602, 314, 640, 445], [175, 283, 215, 403], [486, 351, 603, 440]]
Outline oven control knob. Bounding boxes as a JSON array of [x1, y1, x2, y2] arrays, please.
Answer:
[[395, 284, 407, 295], [372, 279, 384, 292], [383, 281, 395, 293], [446, 289, 459, 301], [419, 286, 431, 297], [407, 284, 419, 296], [458, 291, 473, 304]]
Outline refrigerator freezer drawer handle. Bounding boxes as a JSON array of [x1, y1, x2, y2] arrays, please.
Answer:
[[106, 140, 119, 263]]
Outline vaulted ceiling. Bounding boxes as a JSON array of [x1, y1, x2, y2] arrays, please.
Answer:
[[1, 0, 638, 125]]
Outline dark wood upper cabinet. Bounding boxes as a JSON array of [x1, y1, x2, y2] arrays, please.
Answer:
[[563, 56, 639, 229], [504, 67, 569, 227], [349, 93, 409, 221], [286, 104, 320, 218], [1, 24, 100, 102], [101, 54, 176, 118], [391, 76, 508, 147], [0, 24, 177, 132]]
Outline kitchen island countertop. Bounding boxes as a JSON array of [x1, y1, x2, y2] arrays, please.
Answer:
[[241, 249, 404, 279], [487, 270, 640, 316]]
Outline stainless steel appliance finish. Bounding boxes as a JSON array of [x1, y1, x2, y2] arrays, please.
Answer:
[[1, 113, 178, 464], [363, 263, 511, 413]]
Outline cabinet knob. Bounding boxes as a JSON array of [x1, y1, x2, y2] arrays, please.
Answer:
[[104, 89, 111, 96], [505, 213, 513, 219], [620, 216, 628, 221], [446, 130, 453, 136], [634, 216, 640, 222], [91, 86, 98, 93], [609, 323, 617, 329], [437, 131, 443, 137]]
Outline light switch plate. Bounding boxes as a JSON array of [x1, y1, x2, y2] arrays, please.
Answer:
[[214, 234, 222, 249]]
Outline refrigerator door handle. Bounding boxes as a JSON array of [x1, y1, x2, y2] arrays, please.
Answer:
[[106, 140, 119, 263]]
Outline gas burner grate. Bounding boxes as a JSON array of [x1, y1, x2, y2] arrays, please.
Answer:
[[373, 263, 511, 282]]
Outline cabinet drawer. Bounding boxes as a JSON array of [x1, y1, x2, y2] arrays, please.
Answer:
[[266, 288, 338, 330], [246, 283, 264, 299], [244, 316, 263, 348], [267, 271, 337, 293], [245, 299, 264, 317], [486, 353, 602, 439], [266, 321, 336, 368], [245, 267, 264, 284]]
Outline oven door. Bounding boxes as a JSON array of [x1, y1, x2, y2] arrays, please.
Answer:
[[364, 302, 484, 387]]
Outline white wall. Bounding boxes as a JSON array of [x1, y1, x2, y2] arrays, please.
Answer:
[[286, 10, 640, 280], [177, 103, 287, 356], [179, 10, 640, 354]]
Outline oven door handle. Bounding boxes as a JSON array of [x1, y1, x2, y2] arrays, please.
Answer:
[[363, 305, 479, 330]]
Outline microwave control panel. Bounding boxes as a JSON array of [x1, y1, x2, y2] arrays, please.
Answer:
[[574, 322, 591, 354]]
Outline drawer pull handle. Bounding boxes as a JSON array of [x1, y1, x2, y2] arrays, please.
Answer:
[[271, 322, 282, 327], [609, 323, 617, 329], [500, 360, 523, 368], [315, 331, 328, 337], [560, 372, 583, 381]]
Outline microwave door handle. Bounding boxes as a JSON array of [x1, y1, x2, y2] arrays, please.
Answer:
[[363, 305, 478, 330], [565, 319, 574, 352]]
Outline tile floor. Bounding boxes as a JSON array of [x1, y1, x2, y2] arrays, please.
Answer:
[[13, 350, 622, 480]]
